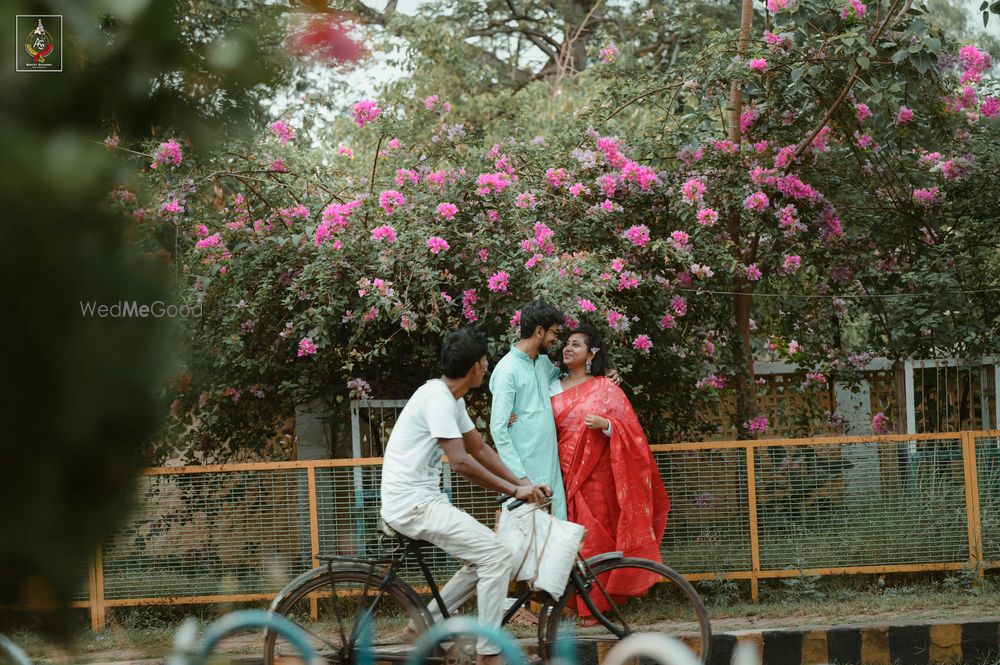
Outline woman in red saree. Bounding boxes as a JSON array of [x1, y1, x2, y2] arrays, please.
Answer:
[[551, 325, 670, 618]]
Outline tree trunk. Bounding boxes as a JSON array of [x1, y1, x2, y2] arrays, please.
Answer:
[[728, 0, 756, 438]]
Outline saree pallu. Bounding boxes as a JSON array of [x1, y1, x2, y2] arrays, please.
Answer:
[[553, 376, 670, 616]]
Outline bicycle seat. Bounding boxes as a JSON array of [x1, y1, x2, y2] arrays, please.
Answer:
[[377, 517, 410, 541]]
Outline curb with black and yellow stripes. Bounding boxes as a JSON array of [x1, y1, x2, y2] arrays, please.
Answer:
[[708, 621, 1000, 665], [568, 621, 996, 665], [560, 621, 1000, 665]]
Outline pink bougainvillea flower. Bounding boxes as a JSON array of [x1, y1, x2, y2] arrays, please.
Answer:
[[599, 42, 619, 64], [632, 335, 653, 352], [487, 271, 509, 292], [744, 191, 770, 212], [352, 99, 381, 127], [896, 106, 914, 125], [623, 224, 651, 247], [545, 168, 568, 188], [268, 121, 296, 145], [426, 236, 450, 254], [378, 189, 405, 214], [872, 411, 891, 434], [840, 0, 866, 19], [681, 178, 707, 204], [161, 199, 184, 215], [437, 202, 458, 219], [696, 208, 718, 226], [912, 187, 941, 208], [782, 254, 802, 273], [958, 44, 991, 84], [371, 224, 396, 243], [747, 58, 769, 73], [744, 416, 769, 435], [151, 140, 183, 169], [297, 337, 317, 357]]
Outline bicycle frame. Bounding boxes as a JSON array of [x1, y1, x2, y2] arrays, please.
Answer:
[[307, 540, 633, 658], [320, 540, 540, 631]]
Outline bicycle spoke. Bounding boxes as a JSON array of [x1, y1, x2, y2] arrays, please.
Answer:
[[327, 571, 350, 650]]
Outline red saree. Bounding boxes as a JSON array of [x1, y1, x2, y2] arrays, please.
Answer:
[[553, 376, 670, 616]]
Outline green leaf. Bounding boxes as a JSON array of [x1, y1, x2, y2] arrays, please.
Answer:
[[858, 55, 870, 69], [908, 42, 923, 53], [892, 49, 909, 65], [791, 67, 805, 82], [981, 0, 989, 9], [985, 11, 990, 27], [924, 37, 941, 53]]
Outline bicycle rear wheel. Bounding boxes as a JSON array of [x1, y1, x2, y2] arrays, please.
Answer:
[[263, 565, 431, 665], [537, 557, 711, 665]]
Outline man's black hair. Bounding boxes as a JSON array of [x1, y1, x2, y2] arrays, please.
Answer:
[[518, 300, 565, 339], [567, 324, 608, 376], [441, 327, 488, 378]]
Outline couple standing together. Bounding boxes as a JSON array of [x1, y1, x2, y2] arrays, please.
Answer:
[[379, 300, 670, 665]]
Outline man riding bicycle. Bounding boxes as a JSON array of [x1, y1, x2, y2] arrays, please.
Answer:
[[380, 327, 550, 665]]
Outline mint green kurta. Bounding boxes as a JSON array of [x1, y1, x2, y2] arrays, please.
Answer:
[[489, 345, 567, 519]]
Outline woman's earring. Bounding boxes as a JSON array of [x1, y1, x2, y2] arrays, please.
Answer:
[[585, 359, 592, 374]]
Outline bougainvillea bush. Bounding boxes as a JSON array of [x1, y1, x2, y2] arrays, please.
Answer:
[[119, 0, 1000, 461]]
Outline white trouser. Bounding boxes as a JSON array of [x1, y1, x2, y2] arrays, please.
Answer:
[[387, 494, 513, 655]]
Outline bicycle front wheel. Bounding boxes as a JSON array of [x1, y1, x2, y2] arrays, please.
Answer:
[[538, 557, 711, 665], [263, 566, 431, 665]]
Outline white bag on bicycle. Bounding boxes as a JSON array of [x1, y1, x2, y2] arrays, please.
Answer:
[[496, 502, 586, 600]]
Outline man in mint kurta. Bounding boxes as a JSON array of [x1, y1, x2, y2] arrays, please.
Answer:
[[489, 300, 568, 519]]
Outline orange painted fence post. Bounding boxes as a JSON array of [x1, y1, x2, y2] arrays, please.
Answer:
[[962, 432, 985, 581], [745, 444, 762, 602], [88, 545, 106, 630], [307, 466, 321, 619]]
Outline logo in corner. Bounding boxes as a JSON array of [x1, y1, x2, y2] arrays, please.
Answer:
[[16, 15, 62, 72]]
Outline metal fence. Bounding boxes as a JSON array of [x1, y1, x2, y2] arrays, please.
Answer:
[[52, 431, 1000, 629]]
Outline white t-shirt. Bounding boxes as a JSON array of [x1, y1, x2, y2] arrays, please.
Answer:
[[380, 379, 475, 522]]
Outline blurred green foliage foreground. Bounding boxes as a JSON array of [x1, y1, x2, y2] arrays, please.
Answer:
[[0, 0, 287, 630]]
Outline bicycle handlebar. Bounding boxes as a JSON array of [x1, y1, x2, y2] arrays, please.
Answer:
[[497, 495, 526, 510]]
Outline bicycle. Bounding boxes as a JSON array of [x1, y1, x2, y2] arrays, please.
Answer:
[[263, 498, 711, 665]]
